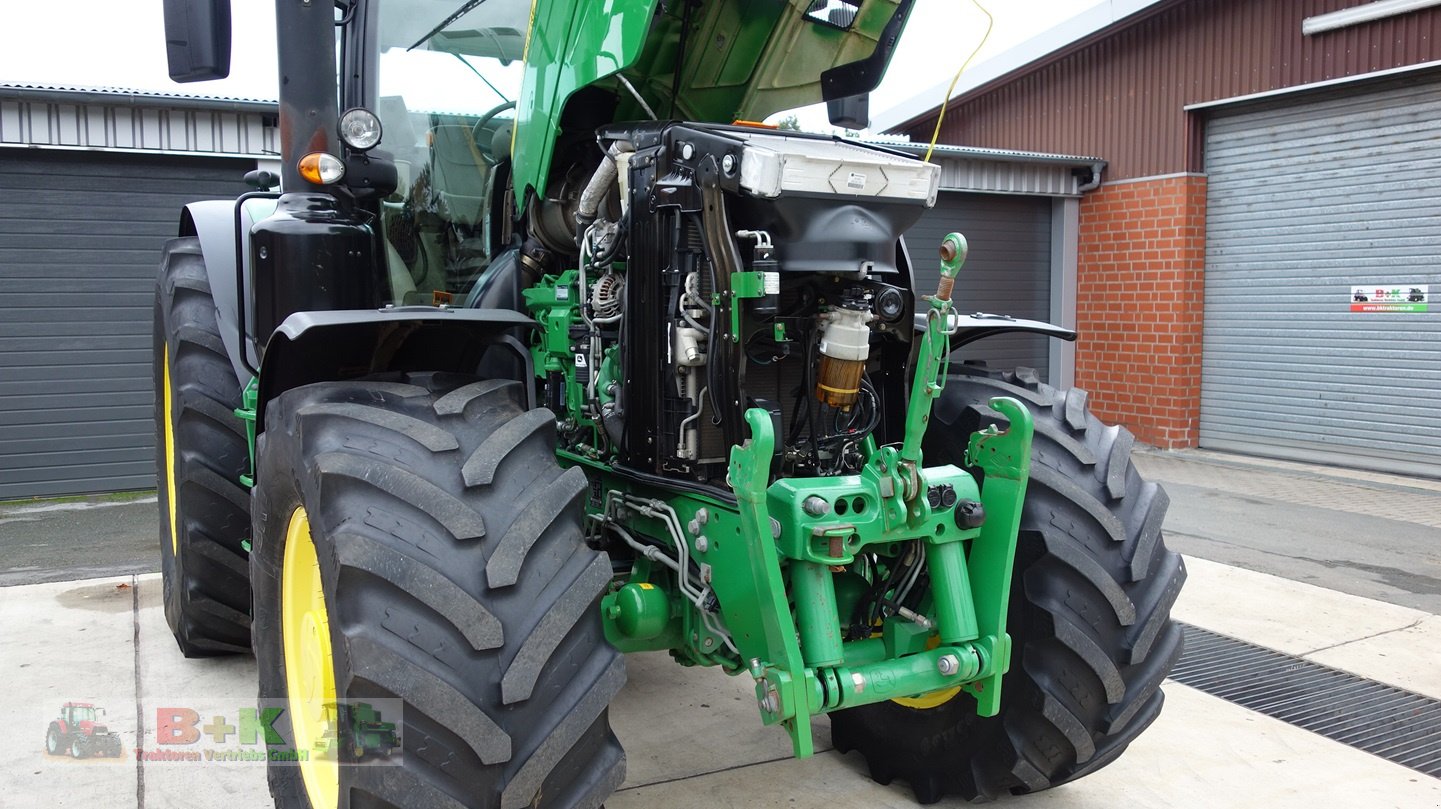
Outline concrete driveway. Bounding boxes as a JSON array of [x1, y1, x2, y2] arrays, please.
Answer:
[[3, 555, 1438, 808]]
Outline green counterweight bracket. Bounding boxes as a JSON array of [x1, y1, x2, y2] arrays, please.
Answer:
[[963, 396, 1033, 715]]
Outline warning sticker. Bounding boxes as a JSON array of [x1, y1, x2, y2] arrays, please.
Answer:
[[1350, 285, 1428, 313]]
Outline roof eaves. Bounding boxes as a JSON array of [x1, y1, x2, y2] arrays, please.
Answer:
[[876, 0, 1183, 134], [0, 82, 279, 114]]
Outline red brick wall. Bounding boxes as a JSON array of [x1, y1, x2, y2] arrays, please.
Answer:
[[1075, 175, 1207, 449]]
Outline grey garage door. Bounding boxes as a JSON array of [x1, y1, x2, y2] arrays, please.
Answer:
[[0, 150, 250, 499], [1202, 77, 1441, 477], [907, 192, 1052, 379]]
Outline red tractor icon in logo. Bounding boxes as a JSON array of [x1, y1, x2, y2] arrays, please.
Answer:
[[45, 702, 123, 758]]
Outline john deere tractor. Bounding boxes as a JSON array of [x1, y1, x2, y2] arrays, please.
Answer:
[[156, 0, 1184, 806]]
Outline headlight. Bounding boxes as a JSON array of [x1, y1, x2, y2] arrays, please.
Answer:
[[338, 108, 383, 151], [298, 152, 346, 185]]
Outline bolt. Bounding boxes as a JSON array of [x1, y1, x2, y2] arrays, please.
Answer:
[[680, 142, 695, 160], [703, 637, 715, 649], [802, 496, 830, 517], [695, 508, 709, 526], [955, 499, 986, 529], [770, 517, 783, 538], [937, 654, 960, 677], [722, 154, 737, 174], [760, 689, 778, 713], [695, 535, 709, 553]]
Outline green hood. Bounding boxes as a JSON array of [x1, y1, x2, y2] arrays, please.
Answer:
[[511, 0, 911, 204]]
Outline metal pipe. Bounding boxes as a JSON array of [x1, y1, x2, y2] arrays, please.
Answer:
[[827, 646, 980, 711]]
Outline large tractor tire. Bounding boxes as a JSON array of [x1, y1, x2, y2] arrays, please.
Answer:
[[154, 237, 252, 657], [250, 373, 625, 809], [44, 723, 67, 756], [830, 367, 1186, 803]]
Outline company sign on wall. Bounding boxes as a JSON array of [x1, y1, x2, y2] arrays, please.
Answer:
[[1350, 285, 1428, 313]]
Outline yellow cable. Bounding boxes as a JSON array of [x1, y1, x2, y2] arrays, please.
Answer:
[[924, 0, 993, 163]]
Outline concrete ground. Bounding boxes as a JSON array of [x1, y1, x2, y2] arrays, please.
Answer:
[[2, 448, 1439, 807]]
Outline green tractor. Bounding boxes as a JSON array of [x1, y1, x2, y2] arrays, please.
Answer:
[[156, 0, 1184, 806]]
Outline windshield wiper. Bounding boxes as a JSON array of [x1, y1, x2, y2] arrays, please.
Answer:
[[452, 52, 510, 103], [408, 0, 495, 51]]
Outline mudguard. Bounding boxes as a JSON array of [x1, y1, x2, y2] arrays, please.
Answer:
[[913, 311, 1077, 352], [179, 198, 278, 385], [255, 307, 536, 431]]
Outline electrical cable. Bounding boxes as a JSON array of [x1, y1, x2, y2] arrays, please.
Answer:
[[924, 0, 993, 163]]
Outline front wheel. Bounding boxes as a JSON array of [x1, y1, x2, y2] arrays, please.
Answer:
[[830, 367, 1186, 803], [250, 373, 625, 809], [70, 739, 86, 759]]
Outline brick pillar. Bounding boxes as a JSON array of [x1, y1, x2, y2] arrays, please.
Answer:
[[1074, 175, 1206, 449]]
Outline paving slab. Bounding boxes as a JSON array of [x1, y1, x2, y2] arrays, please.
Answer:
[[133, 574, 271, 809], [7, 560, 1441, 808], [611, 684, 1441, 808], [0, 576, 138, 808], [1174, 555, 1441, 698], [610, 651, 831, 788]]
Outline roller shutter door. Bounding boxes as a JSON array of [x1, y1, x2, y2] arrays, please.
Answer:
[[1202, 77, 1441, 476], [906, 192, 1053, 379], [0, 150, 250, 499]]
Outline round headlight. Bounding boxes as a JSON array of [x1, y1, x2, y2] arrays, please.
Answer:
[[339, 108, 383, 151]]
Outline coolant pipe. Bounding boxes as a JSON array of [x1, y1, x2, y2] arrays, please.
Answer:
[[791, 561, 844, 667]]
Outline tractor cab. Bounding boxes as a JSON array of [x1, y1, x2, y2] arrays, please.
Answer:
[[61, 702, 99, 728]]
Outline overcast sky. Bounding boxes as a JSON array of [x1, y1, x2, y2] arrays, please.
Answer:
[[0, 0, 1105, 134]]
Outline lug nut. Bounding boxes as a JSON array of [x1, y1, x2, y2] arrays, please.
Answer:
[[937, 654, 960, 676]]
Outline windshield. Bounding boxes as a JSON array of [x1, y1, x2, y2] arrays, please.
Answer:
[[373, 0, 531, 304]]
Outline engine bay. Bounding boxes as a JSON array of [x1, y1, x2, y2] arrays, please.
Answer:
[[524, 123, 942, 493]]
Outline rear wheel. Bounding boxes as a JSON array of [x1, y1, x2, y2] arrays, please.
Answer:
[[45, 724, 64, 756], [251, 373, 625, 809], [830, 367, 1186, 803], [154, 237, 252, 656]]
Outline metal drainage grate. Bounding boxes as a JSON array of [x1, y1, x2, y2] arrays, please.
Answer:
[[1172, 623, 1441, 778]]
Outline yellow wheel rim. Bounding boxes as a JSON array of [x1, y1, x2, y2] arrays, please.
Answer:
[[281, 507, 340, 809], [891, 685, 962, 710], [161, 345, 179, 556], [891, 634, 962, 709]]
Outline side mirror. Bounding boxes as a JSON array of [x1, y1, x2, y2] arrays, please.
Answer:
[[162, 0, 233, 82], [244, 169, 280, 190]]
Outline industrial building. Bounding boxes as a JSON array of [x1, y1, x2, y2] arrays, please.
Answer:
[[0, 84, 1097, 498], [886, 0, 1441, 477]]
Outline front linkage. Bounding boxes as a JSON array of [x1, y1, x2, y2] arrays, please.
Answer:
[[596, 234, 1034, 757]]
